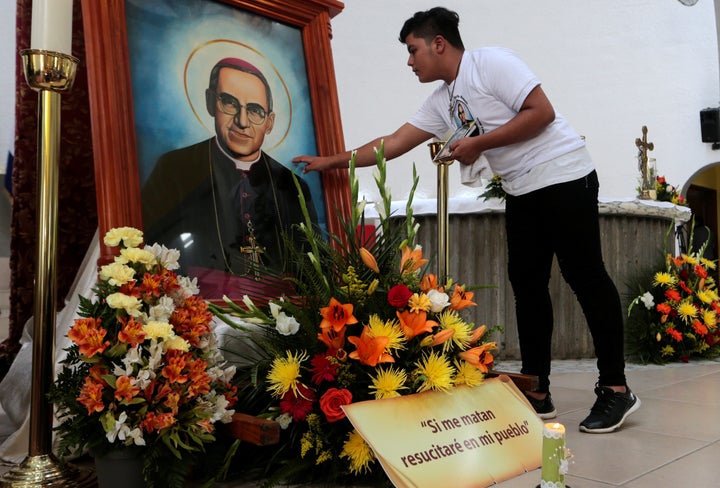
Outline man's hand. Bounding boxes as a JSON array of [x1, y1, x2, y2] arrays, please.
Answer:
[[449, 136, 483, 165], [292, 155, 337, 173]]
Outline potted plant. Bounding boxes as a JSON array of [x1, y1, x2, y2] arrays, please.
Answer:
[[49, 227, 239, 488]]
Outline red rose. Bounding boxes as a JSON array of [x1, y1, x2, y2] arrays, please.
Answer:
[[319, 388, 352, 423], [388, 284, 413, 308]]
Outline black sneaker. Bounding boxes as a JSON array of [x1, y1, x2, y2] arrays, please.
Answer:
[[522, 391, 557, 419], [579, 385, 640, 433]]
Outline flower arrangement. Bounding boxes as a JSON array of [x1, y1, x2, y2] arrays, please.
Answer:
[[212, 143, 497, 486], [479, 173, 507, 202], [636, 175, 687, 205], [49, 227, 239, 488], [627, 247, 720, 364]]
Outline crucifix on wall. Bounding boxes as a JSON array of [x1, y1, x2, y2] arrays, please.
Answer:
[[635, 125, 656, 199]]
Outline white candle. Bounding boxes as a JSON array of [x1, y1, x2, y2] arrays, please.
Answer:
[[30, 0, 74, 54]]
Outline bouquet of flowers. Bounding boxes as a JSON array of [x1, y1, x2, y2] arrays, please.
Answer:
[[49, 227, 239, 488], [654, 175, 687, 205], [212, 144, 497, 486], [627, 248, 720, 363]]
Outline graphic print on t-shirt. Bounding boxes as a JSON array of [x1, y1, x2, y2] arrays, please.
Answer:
[[451, 96, 483, 136]]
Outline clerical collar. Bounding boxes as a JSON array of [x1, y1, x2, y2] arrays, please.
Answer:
[[213, 138, 261, 171]]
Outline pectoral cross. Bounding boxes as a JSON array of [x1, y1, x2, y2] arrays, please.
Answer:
[[240, 221, 265, 280], [635, 125, 654, 192]]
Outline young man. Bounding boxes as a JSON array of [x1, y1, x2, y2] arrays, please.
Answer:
[[293, 7, 639, 433]]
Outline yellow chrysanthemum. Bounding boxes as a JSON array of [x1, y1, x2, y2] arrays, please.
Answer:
[[340, 430, 375, 475], [452, 360, 486, 387], [266, 350, 308, 398], [437, 310, 473, 351], [143, 320, 174, 340], [367, 315, 405, 352], [682, 253, 699, 265], [703, 309, 718, 329], [676, 300, 698, 323], [696, 289, 715, 305], [408, 293, 431, 313], [653, 272, 676, 287], [414, 350, 454, 393], [369, 367, 408, 399], [660, 345, 675, 357], [701, 257, 717, 270]]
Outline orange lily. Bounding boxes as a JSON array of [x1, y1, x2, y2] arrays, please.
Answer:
[[469, 325, 488, 345], [400, 246, 429, 275], [347, 326, 394, 366], [359, 247, 380, 273], [449, 284, 476, 311], [320, 297, 358, 332], [420, 273, 441, 293], [428, 328, 455, 347], [318, 325, 347, 351], [397, 309, 437, 339], [458, 343, 497, 373]]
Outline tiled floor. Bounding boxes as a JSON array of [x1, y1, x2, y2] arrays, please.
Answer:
[[4, 358, 711, 487]]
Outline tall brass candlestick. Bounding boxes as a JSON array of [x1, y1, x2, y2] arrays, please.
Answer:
[[0, 50, 96, 488], [428, 142, 453, 283]]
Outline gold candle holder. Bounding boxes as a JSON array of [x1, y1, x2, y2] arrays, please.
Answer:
[[0, 50, 96, 488], [428, 141, 453, 283]]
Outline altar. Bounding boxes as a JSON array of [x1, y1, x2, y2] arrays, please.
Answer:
[[378, 196, 692, 359]]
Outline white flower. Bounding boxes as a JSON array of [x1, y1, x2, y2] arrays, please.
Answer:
[[276, 412, 293, 430], [149, 296, 175, 322], [144, 243, 180, 270], [275, 312, 300, 336], [559, 458, 569, 475], [176, 275, 199, 299], [147, 341, 164, 371], [640, 291, 655, 310], [116, 247, 156, 269], [164, 335, 190, 352], [427, 289, 450, 313], [135, 368, 154, 389], [104, 227, 143, 248], [106, 411, 131, 443]]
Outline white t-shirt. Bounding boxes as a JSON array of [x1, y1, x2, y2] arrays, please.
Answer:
[[408, 48, 590, 195]]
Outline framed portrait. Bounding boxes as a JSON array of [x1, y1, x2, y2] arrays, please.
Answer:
[[81, 0, 350, 300]]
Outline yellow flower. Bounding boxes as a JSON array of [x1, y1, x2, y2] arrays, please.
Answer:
[[340, 430, 375, 475], [453, 360, 486, 387], [117, 247, 157, 269], [414, 350, 454, 393], [105, 292, 142, 317], [703, 309, 718, 329], [369, 367, 408, 399], [676, 300, 698, 323], [696, 289, 715, 305], [408, 293, 431, 313], [660, 345, 675, 357], [143, 321, 174, 340], [164, 335, 190, 351], [701, 258, 717, 270], [653, 272, 675, 287], [366, 315, 405, 352], [104, 226, 143, 248], [437, 310, 473, 351], [99, 262, 136, 286], [266, 350, 309, 398], [682, 254, 699, 265]]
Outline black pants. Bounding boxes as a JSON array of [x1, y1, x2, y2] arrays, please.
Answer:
[[505, 170, 626, 392]]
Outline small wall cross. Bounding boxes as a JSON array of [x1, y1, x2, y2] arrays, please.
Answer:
[[635, 125, 654, 187]]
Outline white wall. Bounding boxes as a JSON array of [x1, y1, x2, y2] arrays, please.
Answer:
[[0, 1, 717, 200], [0, 0, 16, 174], [330, 0, 720, 202]]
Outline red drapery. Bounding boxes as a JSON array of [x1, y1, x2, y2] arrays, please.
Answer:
[[1, 0, 98, 369]]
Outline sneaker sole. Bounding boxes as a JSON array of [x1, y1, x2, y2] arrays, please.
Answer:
[[579, 395, 641, 434], [537, 409, 557, 420]]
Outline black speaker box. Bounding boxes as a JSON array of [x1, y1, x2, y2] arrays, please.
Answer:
[[700, 107, 720, 143]]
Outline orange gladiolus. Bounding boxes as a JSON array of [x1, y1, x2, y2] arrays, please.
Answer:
[[348, 326, 394, 367], [320, 298, 358, 332], [397, 309, 437, 339], [449, 284, 476, 311], [458, 343, 497, 373], [400, 246, 429, 275], [359, 247, 380, 273]]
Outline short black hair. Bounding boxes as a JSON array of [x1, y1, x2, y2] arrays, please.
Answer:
[[399, 7, 464, 49], [208, 59, 273, 112]]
